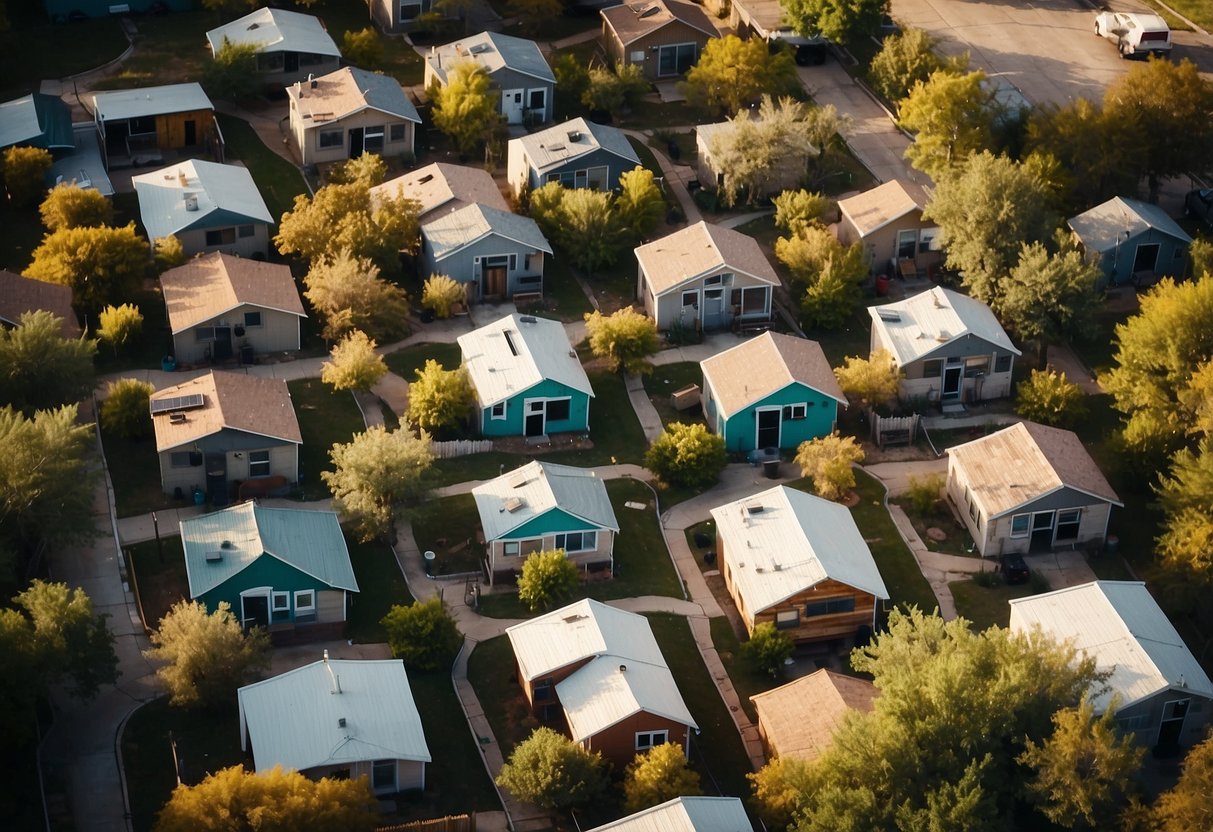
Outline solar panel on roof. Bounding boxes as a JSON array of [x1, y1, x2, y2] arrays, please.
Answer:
[[150, 393, 205, 415]]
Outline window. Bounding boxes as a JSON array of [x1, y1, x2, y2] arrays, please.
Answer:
[[964, 356, 989, 377], [1117, 713, 1150, 731], [775, 609, 800, 629], [503, 541, 520, 557], [575, 169, 588, 189], [244, 311, 262, 327], [523, 254, 532, 272], [294, 590, 315, 614], [533, 679, 553, 701], [741, 286, 767, 315], [490, 401, 506, 420], [318, 129, 343, 149], [509, 254, 517, 271], [257, 52, 285, 72], [968, 499, 978, 522], [272, 592, 290, 612], [364, 127, 385, 154], [630, 50, 646, 62], [195, 327, 216, 342], [1010, 514, 1030, 538], [805, 597, 856, 617], [1165, 700, 1190, 721], [635, 730, 668, 750], [555, 531, 597, 553], [782, 403, 807, 421], [1055, 509, 1081, 541], [586, 166, 609, 191], [248, 450, 271, 478], [389, 123, 407, 142], [372, 759, 396, 792], [170, 451, 192, 468], [528, 89, 545, 110], [546, 398, 571, 422], [299, 52, 327, 67], [237, 224, 255, 238], [206, 228, 237, 247], [657, 43, 697, 77], [400, 2, 423, 20], [518, 274, 541, 285], [681, 291, 699, 310], [921, 358, 943, 379], [128, 116, 156, 136], [704, 274, 722, 287], [994, 353, 1013, 373]]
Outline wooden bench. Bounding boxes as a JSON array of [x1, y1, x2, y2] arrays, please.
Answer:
[[670, 384, 701, 411]]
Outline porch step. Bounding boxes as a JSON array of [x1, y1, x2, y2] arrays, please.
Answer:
[[941, 402, 967, 416], [525, 434, 550, 445]]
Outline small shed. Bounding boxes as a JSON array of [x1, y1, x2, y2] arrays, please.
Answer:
[[836, 179, 939, 275], [601, 0, 718, 81], [1068, 196, 1192, 287], [0, 270, 81, 338], [91, 83, 219, 170], [751, 669, 877, 761], [206, 7, 341, 87]]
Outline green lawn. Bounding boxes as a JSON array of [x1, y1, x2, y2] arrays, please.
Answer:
[[644, 362, 705, 428], [127, 537, 189, 631], [0, 17, 128, 100], [102, 426, 181, 518], [346, 532, 414, 643], [949, 577, 1039, 632], [95, 287, 174, 373], [408, 494, 487, 577], [309, 0, 426, 87], [216, 114, 308, 225], [525, 256, 595, 322], [466, 635, 533, 755], [650, 130, 697, 168], [891, 496, 974, 557], [95, 10, 214, 91], [384, 342, 463, 380], [709, 616, 779, 724], [287, 378, 367, 499]]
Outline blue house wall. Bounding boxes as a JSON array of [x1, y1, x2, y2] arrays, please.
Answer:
[[479, 378, 591, 437], [717, 383, 839, 453], [199, 554, 329, 625], [1099, 227, 1189, 287]]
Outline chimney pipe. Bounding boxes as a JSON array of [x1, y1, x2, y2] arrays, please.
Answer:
[[324, 650, 342, 694]]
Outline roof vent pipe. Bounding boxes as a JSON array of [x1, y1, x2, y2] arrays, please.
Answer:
[[324, 650, 342, 694]]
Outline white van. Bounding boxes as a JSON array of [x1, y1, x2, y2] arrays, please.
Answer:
[[1094, 12, 1172, 58]]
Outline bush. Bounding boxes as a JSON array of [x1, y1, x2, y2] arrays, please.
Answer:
[[3, 146, 52, 207], [381, 597, 463, 671], [584, 308, 660, 375], [623, 743, 702, 812], [517, 550, 579, 612], [203, 37, 259, 101], [100, 378, 155, 440], [97, 303, 143, 355], [39, 183, 113, 231], [1015, 369, 1087, 428], [904, 473, 945, 516], [497, 727, 609, 810], [320, 330, 388, 392], [422, 273, 465, 319], [342, 27, 383, 67], [794, 433, 865, 500], [645, 422, 728, 489], [153, 235, 186, 272], [406, 360, 474, 436], [742, 622, 794, 678], [971, 568, 1001, 588]]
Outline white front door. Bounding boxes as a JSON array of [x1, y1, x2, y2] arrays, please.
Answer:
[[502, 89, 524, 124]]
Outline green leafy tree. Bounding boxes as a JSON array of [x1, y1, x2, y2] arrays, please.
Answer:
[[1026, 97, 1138, 213], [750, 755, 815, 828], [320, 330, 388, 393], [341, 27, 384, 67], [202, 37, 260, 101], [645, 422, 727, 489], [153, 235, 186, 272], [584, 308, 659, 375], [794, 433, 864, 500], [100, 378, 155, 440], [97, 302, 143, 356], [774, 189, 832, 236], [303, 251, 411, 342], [406, 360, 473, 436], [26, 223, 148, 316], [802, 260, 863, 330], [551, 52, 590, 104], [431, 62, 501, 155], [525, 179, 566, 242], [1015, 370, 1087, 429], [39, 183, 113, 231], [381, 598, 463, 671], [582, 64, 649, 113], [869, 27, 967, 107], [1018, 698, 1143, 829], [1190, 237, 1213, 281], [900, 70, 998, 181], [497, 727, 609, 809], [144, 600, 269, 710], [326, 153, 388, 188], [3, 145, 52, 207], [1150, 731, 1213, 831], [833, 350, 900, 411], [707, 96, 822, 207], [775, 224, 866, 330], [13, 580, 119, 699], [323, 427, 434, 542], [617, 166, 664, 242], [154, 765, 378, 832], [557, 188, 625, 275], [782, 0, 887, 44], [743, 622, 795, 677], [996, 242, 1098, 363], [0, 310, 96, 413], [422, 273, 466, 319], [623, 742, 701, 812], [680, 34, 798, 116], [517, 550, 580, 612], [1154, 439, 1213, 581]]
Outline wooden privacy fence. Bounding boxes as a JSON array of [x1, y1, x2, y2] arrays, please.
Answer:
[[871, 414, 920, 448], [431, 439, 494, 459], [378, 813, 476, 832]]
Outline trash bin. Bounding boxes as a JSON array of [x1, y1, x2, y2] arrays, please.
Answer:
[[763, 458, 781, 479], [193, 488, 205, 506], [240, 344, 255, 365], [875, 274, 891, 296], [161, 355, 177, 372], [423, 550, 436, 577], [1105, 535, 1119, 555]]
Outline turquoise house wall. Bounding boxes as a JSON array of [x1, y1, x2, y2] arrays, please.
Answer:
[[721, 383, 839, 453], [199, 554, 330, 624], [505, 508, 603, 540], [479, 379, 591, 437]]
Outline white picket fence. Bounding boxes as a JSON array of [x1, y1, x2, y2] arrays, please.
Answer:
[[431, 439, 494, 459]]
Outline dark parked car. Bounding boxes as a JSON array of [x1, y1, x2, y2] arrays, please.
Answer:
[[1185, 188, 1213, 228], [998, 553, 1030, 585]]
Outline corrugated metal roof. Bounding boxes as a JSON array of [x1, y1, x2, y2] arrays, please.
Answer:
[[133, 159, 273, 241], [558, 654, 697, 742], [948, 421, 1121, 518], [513, 118, 639, 175], [238, 657, 430, 774], [473, 460, 618, 541], [457, 313, 592, 407], [868, 287, 1020, 366], [49, 123, 114, 197], [92, 83, 213, 122], [635, 220, 779, 297], [1009, 581, 1213, 711], [837, 179, 927, 238], [180, 502, 358, 598], [424, 202, 551, 260], [160, 252, 305, 333], [749, 669, 876, 762], [587, 797, 751, 832], [505, 598, 668, 681], [710, 485, 888, 613], [206, 7, 341, 57], [700, 331, 845, 419], [1068, 196, 1192, 253], [150, 370, 301, 452], [0, 93, 74, 150], [371, 162, 508, 222], [287, 66, 419, 125], [426, 30, 555, 86]]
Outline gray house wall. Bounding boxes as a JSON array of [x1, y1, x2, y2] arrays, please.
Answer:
[[420, 232, 546, 301], [508, 145, 636, 198], [159, 433, 298, 496], [172, 305, 302, 365], [178, 223, 271, 259], [1114, 689, 1212, 751], [424, 63, 553, 126], [1090, 227, 1189, 288], [289, 104, 416, 166], [871, 329, 1017, 402], [251, 53, 341, 89]]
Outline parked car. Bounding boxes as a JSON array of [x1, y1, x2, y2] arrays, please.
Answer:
[[1186, 188, 1213, 228], [769, 29, 829, 66], [1094, 12, 1171, 59], [997, 553, 1030, 585]]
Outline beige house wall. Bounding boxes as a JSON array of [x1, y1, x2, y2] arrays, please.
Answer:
[[172, 305, 301, 365]]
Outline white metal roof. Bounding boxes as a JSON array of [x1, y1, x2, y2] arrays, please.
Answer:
[[423, 202, 551, 260], [512, 117, 640, 175], [1009, 581, 1213, 712], [868, 286, 1020, 366], [587, 797, 752, 832], [472, 460, 618, 542], [91, 83, 213, 123], [1068, 196, 1192, 253], [180, 503, 358, 599], [425, 30, 555, 86], [206, 7, 341, 57], [710, 485, 888, 614], [558, 653, 697, 743], [505, 598, 668, 681], [132, 159, 273, 241], [457, 313, 592, 407], [238, 656, 430, 774]]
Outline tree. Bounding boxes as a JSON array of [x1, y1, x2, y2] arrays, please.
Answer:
[[680, 35, 798, 116], [303, 251, 411, 342], [623, 743, 702, 812], [381, 598, 463, 671], [406, 360, 473, 436], [1191, 237, 1213, 281], [97, 302, 143, 356], [100, 378, 155, 440], [923, 151, 1059, 305], [341, 27, 383, 68], [782, 0, 886, 44], [557, 188, 625, 275], [154, 235, 186, 272], [869, 27, 967, 107], [1151, 731, 1213, 831], [326, 153, 387, 188], [706, 96, 821, 207], [422, 273, 466, 319], [900, 70, 998, 181], [3, 146, 51, 207], [39, 183, 113, 231], [550, 52, 590, 104], [0, 310, 96, 412], [506, 0, 564, 33], [497, 727, 609, 809], [1154, 439, 1213, 580], [775, 224, 866, 330], [26, 223, 148, 316], [749, 755, 815, 828], [774, 189, 832, 236], [1015, 369, 1087, 429], [742, 622, 795, 677], [430, 62, 501, 155], [154, 765, 378, 832], [582, 64, 649, 113], [834, 350, 900, 411], [997, 242, 1098, 363], [794, 433, 864, 500], [321, 330, 388, 393], [0, 405, 97, 553], [1026, 97, 1138, 213], [584, 308, 659, 375], [1018, 698, 1143, 829], [324, 427, 434, 542], [645, 422, 728, 489], [517, 550, 580, 612], [202, 37, 259, 101], [801, 260, 864, 331], [144, 600, 269, 710], [617, 166, 664, 242], [13, 580, 119, 699], [526, 180, 566, 242]]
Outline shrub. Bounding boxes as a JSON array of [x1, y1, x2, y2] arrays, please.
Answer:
[[422, 273, 465, 319], [153, 235, 186, 272], [406, 360, 474, 435], [39, 183, 113, 231], [320, 330, 388, 392], [794, 433, 865, 500], [742, 622, 794, 677], [97, 303, 143, 355], [342, 27, 383, 67], [904, 473, 945, 516], [381, 597, 463, 671], [584, 308, 660, 375], [100, 378, 155, 440], [3, 146, 52, 207], [645, 422, 728, 489], [517, 550, 579, 612], [497, 727, 609, 809], [623, 743, 702, 812], [1015, 369, 1087, 428]]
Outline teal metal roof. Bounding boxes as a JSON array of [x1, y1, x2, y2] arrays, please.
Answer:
[[0, 93, 74, 150], [181, 503, 359, 599]]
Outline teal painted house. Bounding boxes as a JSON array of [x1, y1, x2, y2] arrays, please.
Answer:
[[701, 332, 846, 454], [473, 461, 619, 585], [458, 313, 594, 438], [180, 503, 359, 641]]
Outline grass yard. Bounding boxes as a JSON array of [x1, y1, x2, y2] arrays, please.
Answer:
[[408, 494, 487, 577], [306, 1, 426, 87], [384, 341, 463, 380], [102, 426, 181, 518], [97, 11, 214, 91], [891, 495, 974, 557], [346, 532, 414, 643], [644, 362, 705, 428], [467, 635, 534, 756], [522, 257, 595, 322], [949, 577, 1039, 632], [127, 537, 189, 631], [650, 130, 697, 168], [95, 286, 174, 373], [287, 378, 367, 499], [0, 17, 128, 100], [216, 114, 308, 225], [709, 616, 779, 724]]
